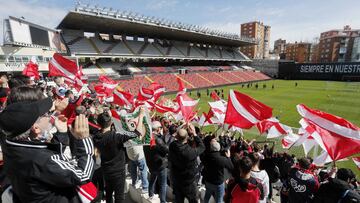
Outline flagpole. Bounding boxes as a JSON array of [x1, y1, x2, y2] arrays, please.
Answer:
[[312, 144, 319, 160], [76, 56, 80, 68], [200, 120, 206, 130]]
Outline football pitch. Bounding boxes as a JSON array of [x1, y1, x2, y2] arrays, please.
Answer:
[[187, 80, 360, 175]]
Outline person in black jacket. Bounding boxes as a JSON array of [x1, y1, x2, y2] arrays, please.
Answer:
[[314, 168, 360, 203], [285, 157, 319, 203], [0, 97, 95, 203], [202, 138, 233, 203], [169, 123, 205, 203], [147, 121, 168, 203], [94, 109, 145, 203]]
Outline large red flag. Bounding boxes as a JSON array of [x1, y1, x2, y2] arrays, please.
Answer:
[[49, 53, 85, 90], [224, 90, 273, 129], [49, 53, 79, 78], [113, 89, 134, 107], [22, 61, 40, 80], [297, 104, 360, 161], [177, 93, 198, 122], [137, 87, 154, 102]]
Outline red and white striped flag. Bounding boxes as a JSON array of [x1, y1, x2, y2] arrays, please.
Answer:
[[93, 83, 108, 99], [205, 109, 220, 125], [281, 132, 300, 149], [49, 53, 79, 79], [352, 157, 360, 170], [76, 182, 97, 203], [224, 90, 273, 129], [148, 82, 166, 102], [48, 53, 84, 90], [113, 89, 134, 107], [198, 113, 208, 126], [22, 59, 40, 80], [99, 75, 118, 95], [297, 104, 360, 161], [257, 117, 292, 138], [208, 100, 226, 123], [146, 100, 177, 114], [177, 93, 198, 122], [137, 87, 154, 102]]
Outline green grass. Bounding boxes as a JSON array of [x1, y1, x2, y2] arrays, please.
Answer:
[[184, 80, 360, 176]]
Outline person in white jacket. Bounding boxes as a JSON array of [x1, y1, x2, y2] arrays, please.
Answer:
[[249, 152, 270, 203]]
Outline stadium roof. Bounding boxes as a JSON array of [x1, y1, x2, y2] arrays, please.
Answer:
[[57, 6, 256, 47]]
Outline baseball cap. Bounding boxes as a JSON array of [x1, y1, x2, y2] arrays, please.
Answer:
[[0, 97, 53, 136]]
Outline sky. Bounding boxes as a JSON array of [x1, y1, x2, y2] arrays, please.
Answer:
[[1, 0, 360, 48]]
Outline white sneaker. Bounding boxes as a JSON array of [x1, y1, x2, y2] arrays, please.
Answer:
[[134, 180, 142, 189], [148, 194, 159, 200], [148, 195, 159, 203]]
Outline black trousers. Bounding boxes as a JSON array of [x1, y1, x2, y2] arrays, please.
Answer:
[[104, 171, 126, 203], [173, 182, 197, 203], [92, 167, 104, 202]]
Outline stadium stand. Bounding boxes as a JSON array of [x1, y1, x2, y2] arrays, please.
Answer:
[[141, 43, 163, 56], [55, 5, 271, 97], [148, 73, 180, 91], [207, 48, 221, 59], [177, 73, 212, 88], [106, 70, 270, 95], [110, 41, 133, 55], [189, 46, 205, 58], [62, 33, 249, 61]]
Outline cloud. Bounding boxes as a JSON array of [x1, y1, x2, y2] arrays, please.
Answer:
[[146, 0, 178, 10], [0, 0, 67, 44]]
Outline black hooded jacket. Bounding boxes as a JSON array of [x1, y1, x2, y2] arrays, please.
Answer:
[[169, 136, 205, 186], [314, 178, 360, 203], [146, 134, 168, 173], [201, 151, 234, 185], [3, 134, 94, 203], [93, 129, 139, 176]]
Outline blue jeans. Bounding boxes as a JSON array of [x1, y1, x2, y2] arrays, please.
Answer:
[[129, 158, 149, 190], [204, 181, 225, 203], [149, 168, 167, 203]]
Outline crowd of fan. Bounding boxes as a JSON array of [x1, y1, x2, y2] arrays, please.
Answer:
[[0, 73, 358, 203]]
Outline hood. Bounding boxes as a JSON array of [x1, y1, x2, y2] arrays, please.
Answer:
[[329, 178, 352, 191]]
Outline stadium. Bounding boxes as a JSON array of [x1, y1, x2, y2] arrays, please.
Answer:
[[0, 2, 360, 203]]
